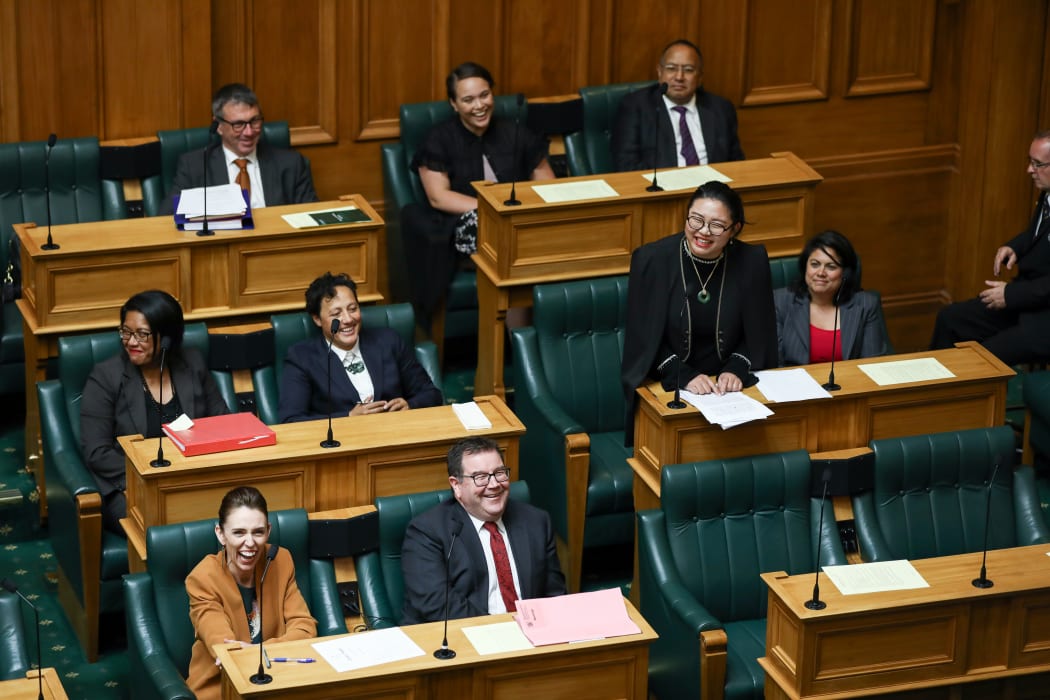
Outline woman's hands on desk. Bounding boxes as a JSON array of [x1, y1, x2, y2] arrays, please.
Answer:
[[685, 372, 743, 396], [349, 398, 410, 415]]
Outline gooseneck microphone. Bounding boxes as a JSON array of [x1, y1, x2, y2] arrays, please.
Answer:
[[822, 289, 842, 391], [667, 354, 686, 409], [805, 465, 833, 611], [320, 318, 342, 448], [197, 121, 221, 237], [41, 133, 60, 251], [2, 577, 43, 700], [434, 519, 463, 660], [646, 84, 668, 193], [150, 337, 172, 468], [972, 457, 1004, 589], [503, 93, 526, 206], [251, 544, 280, 685]]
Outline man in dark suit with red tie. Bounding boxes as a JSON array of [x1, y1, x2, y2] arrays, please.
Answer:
[[931, 131, 1050, 363], [400, 437, 566, 625]]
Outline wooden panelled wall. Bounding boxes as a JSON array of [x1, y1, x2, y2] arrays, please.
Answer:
[[1, 0, 1049, 351]]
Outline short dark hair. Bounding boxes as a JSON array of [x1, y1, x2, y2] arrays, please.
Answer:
[[660, 38, 704, 67], [121, 290, 185, 353], [790, 229, 863, 304], [304, 272, 358, 317], [686, 180, 745, 237], [446, 62, 495, 101], [218, 485, 268, 527], [447, 437, 501, 478], [212, 83, 260, 121], [1034, 129, 1050, 142]]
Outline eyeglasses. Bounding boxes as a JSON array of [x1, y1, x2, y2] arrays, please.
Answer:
[[117, 326, 152, 342], [660, 63, 698, 76], [217, 116, 264, 133], [1029, 158, 1050, 170], [459, 467, 511, 487], [686, 215, 731, 236]]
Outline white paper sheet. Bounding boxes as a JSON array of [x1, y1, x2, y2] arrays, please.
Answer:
[[462, 621, 534, 654], [311, 627, 424, 672], [531, 179, 619, 203], [680, 390, 773, 429], [857, 358, 955, 386], [452, 401, 492, 430], [754, 368, 832, 403], [641, 165, 732, 191], [175, 184, 246, 218], [822, 560, 929, 595]]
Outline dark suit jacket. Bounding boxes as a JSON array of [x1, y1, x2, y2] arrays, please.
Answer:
[[774, 288, 889, 367], [1004, 196, 1050, 311], [400, 497, 566, 625], [80, 348, 230, 496], [160, 142, 318, 215], [278, 328, 443, 423], [611, 83, 745, 172]]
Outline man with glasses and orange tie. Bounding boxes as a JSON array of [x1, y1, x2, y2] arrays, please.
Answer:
[[931, 131, 1050, 364], [161, 83, 317, 214], [611, 38, 744, 173], [400, 437, 566, 625]]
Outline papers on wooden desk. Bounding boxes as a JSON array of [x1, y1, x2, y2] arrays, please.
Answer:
[[515, 588, 640, 646], [641, 164, 732, 191], [822, 560, 929, 595], [462, 621, 534, 654], [754, 368, 832, 402], [531, 179, 619, 203], [281, 205, 371, 228], [680, 389, 773, 429], [311, 627, 424, 672], [452, 401, 492, 429], [858, 357, 955, 385]]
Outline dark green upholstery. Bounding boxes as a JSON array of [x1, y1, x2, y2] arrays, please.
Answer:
[[140, 121, 291, 218], [1023, 370, 1050, 466], [510, 276, 632, 591], [0, 137, 125, 395], [768, 255, 800, 290], [0, 592, 31, 681], [853, 426, 1050, 562], [252, 303, 442, 425], [637, 452, 847, 700], [123, 508, 345, 700], [563, 81, 655, 176], [37, 323, 235, 661], [355, 481, 531, 629]]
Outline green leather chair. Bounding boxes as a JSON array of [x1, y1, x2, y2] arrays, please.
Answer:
[[0, 591, 31, 681], [1023, 370, 1050, 466], [380, 96, 525, 349], [123, 508, 346, 700], [0, 137, 126, 396], [637, 451, 847, 700], [853, 426, 1050, 562], [354, 481, 531, 629], [510, 276, 632, 593], [563, 81, 655, 176], [252, 303, 442, 425], [140, 121, 291, 218], [768, 255, 800, 290], [36, 323, 236, 662]]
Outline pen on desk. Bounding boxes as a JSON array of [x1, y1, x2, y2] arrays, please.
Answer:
[[272, 657, 315, 663]]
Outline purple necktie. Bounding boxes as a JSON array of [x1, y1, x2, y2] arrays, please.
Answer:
[[672, 105, 700, 166]]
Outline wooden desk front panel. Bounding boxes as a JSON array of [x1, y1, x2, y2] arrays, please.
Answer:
[[865, 383, 1005, 443]]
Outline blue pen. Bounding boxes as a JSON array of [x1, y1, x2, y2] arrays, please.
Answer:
[[272, 657, 315, 663]]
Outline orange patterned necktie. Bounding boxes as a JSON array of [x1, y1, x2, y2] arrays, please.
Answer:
[[234, 158, 251, 197]]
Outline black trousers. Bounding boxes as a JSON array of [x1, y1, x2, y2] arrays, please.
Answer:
[[931, 296, 1050, 365], [400, 203, 459, 333]]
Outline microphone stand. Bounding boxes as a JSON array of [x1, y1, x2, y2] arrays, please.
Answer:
[[251, 545, 279, 685], [41, 134, 59, 251], [434, 521, 463, 660], [822, 288, 842, 391], [805, 468, 832, 610], [197, 121, 220, 237], [3, 578, 43, 700], [667, 354, 686, 409], [150, 337, 172, 467], [972, 459, 1002, 589], [646, 84, 669, 193], [503, 93, 525, 206], [321, 318, 341, 448]]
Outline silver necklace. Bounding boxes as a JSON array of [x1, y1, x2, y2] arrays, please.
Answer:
[[685, 242, 723, 304]]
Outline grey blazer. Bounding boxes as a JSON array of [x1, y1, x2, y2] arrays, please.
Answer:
[[774, 287, 889, 367]]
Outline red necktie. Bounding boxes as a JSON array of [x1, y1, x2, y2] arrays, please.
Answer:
[[483, 521, 517, 612]]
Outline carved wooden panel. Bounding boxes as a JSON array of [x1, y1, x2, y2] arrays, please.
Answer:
[[741, 0, 832, 106], [845, 0, 936, 97]]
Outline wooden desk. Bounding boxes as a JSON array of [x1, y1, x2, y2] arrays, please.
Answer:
[[215, 601, 656, 699], [120, 395, 524, 572], [0, 668, 69, 699], [630, 342, 1014, 512], [472, 152, 822, 397], [759, 544, 1050, 699], [16, 197, 383, 507]]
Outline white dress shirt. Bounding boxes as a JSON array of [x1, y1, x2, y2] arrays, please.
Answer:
[[331, 344, 375, 404], [222, 146, 267, 210]]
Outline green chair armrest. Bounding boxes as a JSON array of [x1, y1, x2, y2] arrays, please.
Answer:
[[308, 559, 348, 637], [123, 573, 194, 700], [1014, 464, 1050, 543], [252, 366, 279, 426], [101, 179, 128, 220], [141, 175, 165, 219], [381, 142, 417, 304], [563, 131, 592, 177], [510, 327, 586, 436], [851, 491, 896, 562], [414, 341, 443, 396], [0, 592, 30, 681], [354, 552, 399, 629]]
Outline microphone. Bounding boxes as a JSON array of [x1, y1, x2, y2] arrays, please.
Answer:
[[197, 121, 220, 237], [41, 134, 60, 251], [822, 287, 842, 391], [666, 354, 686, 409], [434, 519, 463, 660], [805, 465, 832, 611], [972, 456, 1004, 589], [503, 93, 526, 207], [150, 337, 172, 468], [251, 544, 280, 685], [2, 578, 43, 700], [646, 84, 668, 193], [320, 318, 341, 448]]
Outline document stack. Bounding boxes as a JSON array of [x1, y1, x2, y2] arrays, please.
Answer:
[[174, 183, 252, 231]]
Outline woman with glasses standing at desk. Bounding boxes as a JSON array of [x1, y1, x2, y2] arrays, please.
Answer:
[[80, 290, 230, 535], [621, 181, 777, 439]]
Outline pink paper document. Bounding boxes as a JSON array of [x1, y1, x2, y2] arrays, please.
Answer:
[[514, 588, 641, 646]]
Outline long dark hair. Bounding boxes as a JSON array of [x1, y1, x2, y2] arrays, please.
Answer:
[[791, 229, 862, 304], [121, 290, 185, 353]]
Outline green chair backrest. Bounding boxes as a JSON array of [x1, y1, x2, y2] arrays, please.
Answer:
[[566, 81, 655, 176], [0, 591, 30, 681]]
